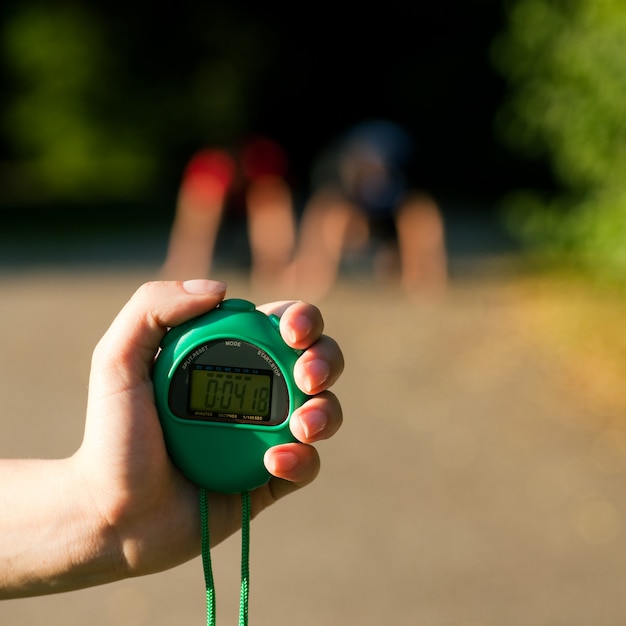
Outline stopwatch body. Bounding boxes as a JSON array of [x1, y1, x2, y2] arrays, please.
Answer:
[[153, 298, 308, 493]]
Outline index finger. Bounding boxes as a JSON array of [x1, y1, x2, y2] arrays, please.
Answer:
[[257, 300, 324, 350]]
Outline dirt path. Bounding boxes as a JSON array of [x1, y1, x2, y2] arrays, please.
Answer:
[[1, 267, 625, 625]]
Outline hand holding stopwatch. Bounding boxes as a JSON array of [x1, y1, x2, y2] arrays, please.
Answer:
[[153, 298, 309, 494]]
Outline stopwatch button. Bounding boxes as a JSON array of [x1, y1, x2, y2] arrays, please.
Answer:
[[268, 313, 281, 332], [219, 298, 256, 312]]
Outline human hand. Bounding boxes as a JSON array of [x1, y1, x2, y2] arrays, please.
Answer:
[[77, 279, 343, 581]]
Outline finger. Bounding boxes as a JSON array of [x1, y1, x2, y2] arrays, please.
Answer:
[[289, 392, 343, 443], [257, 300, 324, 349], [92, 279, 227, 385], [263, 443, 321, 499], [293, 335, 344, 395]]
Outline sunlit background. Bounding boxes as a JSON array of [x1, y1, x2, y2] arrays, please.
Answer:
[[2, 0, 626, 624]]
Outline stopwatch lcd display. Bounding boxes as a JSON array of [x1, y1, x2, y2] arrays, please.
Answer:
[[167, 338, 290, 426], [188, 366, 273, 420]]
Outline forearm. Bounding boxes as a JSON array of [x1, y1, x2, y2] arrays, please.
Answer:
[[0, 457, 122, 598]]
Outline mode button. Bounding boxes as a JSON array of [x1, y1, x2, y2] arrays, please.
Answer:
[[219, 298, 256, 312]]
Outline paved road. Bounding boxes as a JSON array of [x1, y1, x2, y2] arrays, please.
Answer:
[[1, 266, 625, 625]]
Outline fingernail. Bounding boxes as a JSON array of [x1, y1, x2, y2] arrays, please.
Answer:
[[303, 358, 330, 393], [182, 279, 227, 295], [271, 450, 299, 472], [293, 313, 313, 336], [284, 313, 312, 345], [303, 410, 327, 440]]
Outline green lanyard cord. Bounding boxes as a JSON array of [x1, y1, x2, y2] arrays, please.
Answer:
[[200, 488, 251, 626], [239, 491, 250, 626]]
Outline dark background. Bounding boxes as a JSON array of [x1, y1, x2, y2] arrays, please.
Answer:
[[0, 0, 555, 261], [128, 0, 553, 199]]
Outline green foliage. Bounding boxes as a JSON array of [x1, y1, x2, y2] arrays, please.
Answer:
[[0, 2, 275, 203], [2, 4, 155, 200], [493, 0, 626, 279]]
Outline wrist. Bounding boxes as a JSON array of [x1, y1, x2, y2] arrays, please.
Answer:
[[0, 457, 125, 598]]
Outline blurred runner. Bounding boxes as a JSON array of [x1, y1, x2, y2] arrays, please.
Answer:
[[160, 135, 296, 293], [290, 119, 447, 301]]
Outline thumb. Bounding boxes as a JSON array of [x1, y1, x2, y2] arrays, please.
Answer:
[[91, 280, 227, 391]]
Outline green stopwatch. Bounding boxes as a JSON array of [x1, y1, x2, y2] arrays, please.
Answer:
[[153, 298, 309, 494]]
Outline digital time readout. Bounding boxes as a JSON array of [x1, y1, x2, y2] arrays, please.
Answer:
[[188, 366, 272, 419]]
